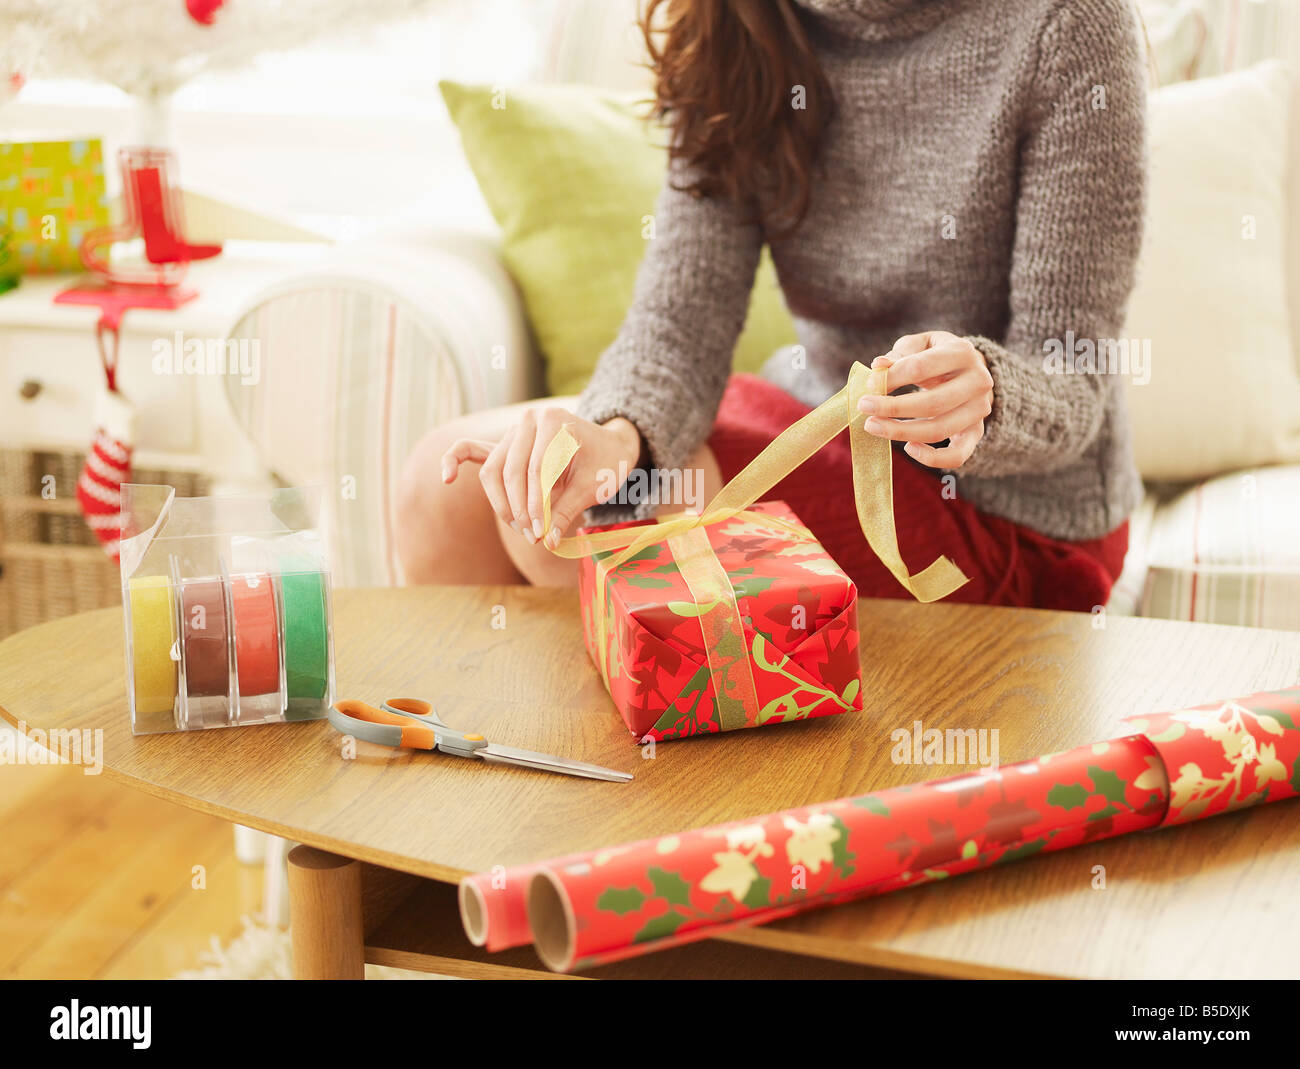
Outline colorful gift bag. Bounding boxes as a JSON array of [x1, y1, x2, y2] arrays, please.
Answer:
[[0, 225, 18, 293], [580, 500, 862, 742], [0, 139, 109, 273], [543, 361, 970, 743]]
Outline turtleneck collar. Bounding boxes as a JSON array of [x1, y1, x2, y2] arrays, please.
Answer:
[[790, 0, 961, 43]]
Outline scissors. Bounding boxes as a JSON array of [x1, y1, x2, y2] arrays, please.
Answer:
[[327, 698, 633, 783]]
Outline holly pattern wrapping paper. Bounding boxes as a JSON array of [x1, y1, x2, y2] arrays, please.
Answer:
[[1125, 687, 1300, 825], [579, 501, 863, 742], [531, 734, 1167, 971], [460, 686, 1300, 973]]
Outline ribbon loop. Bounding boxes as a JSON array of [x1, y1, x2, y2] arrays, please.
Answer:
[[540, 361, 970, 719]]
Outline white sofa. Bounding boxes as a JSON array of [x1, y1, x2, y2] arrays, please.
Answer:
[[222, 4, 1300, 631]]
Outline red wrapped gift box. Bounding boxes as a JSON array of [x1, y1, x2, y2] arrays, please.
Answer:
[[579, 501, 862, 743]]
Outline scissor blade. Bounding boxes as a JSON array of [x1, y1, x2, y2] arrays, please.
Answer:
[[480, 743, 633, 782]]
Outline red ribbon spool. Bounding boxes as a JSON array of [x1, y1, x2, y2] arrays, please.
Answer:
[[231, 572, 280, 696]]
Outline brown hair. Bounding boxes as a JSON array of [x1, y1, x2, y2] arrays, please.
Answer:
[[639, 0, 834, 237]]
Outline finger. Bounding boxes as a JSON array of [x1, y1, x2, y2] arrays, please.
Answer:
[[870, 360, 957, 391], [882, 342, 976, 391], [865, 394, 991, 444], [501, 412, 537, 540], [904, 422, 984, 470], [859, 371, 979, 420], [477, 432, 515, 529], [885, 332, 935, 360], [528, 409, 570, 541], [544, 476, 595, 550], [441, 438, 495, 483], [882, 330, 959, 360]]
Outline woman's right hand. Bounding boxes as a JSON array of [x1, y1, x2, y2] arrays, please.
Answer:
[[442, 409, 643, 549]]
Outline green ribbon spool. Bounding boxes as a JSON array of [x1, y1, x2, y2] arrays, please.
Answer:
[[277, 557, 330, 719]]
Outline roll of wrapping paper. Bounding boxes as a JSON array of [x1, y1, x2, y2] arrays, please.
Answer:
[[127, 575, 177, 716], [277, 559, 330, 718], [460, 849, 599, 952], [230, 572, 280, 696], [180, 577, 229, 698], [462, 686, 1300, 972], [461, 866, 545, 952]]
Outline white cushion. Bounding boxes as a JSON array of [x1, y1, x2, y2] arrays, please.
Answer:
[[1123, 60, 1300, 481], [1105, 490, 1158, 616]]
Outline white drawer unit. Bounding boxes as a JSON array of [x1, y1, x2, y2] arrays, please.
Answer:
[[0, 324, 200, 454], [0, 243, 330, 480]]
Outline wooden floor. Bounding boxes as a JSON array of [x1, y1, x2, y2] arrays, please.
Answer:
[[0, 737, 259, 979]]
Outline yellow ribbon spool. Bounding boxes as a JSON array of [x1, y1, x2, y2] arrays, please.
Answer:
[[538, 360, 970, 731], [129, 575, 178, 717]]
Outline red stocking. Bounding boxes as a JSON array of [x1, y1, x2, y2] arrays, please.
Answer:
[[76, 389, 134, 562]]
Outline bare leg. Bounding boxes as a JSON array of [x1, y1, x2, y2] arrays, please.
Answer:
[[396, 397, 724, 586]]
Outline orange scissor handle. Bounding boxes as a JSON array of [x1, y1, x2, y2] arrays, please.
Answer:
[[385, 697, 434, 717], [331, 699, 436, 750]]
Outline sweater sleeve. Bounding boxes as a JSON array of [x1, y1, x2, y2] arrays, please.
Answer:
[[575, 152, 764, 519], [959, 0, 1147, 479]]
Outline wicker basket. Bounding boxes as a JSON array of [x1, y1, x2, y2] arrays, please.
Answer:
[[0, 446, 210, 638], [0, 449, 35, 498], [1, 544, 120, 634]]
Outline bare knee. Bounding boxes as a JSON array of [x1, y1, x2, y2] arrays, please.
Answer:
[[396, 423, 520, 585], [394, 425, 455, 579]]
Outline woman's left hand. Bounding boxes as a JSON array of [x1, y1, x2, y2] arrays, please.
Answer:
[[856, 331, 993, 470]]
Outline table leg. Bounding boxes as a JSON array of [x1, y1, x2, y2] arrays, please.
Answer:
[[287, 845, 365, 980]]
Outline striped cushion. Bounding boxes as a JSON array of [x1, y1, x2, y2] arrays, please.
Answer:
[[1139, 465, 1300, 630]]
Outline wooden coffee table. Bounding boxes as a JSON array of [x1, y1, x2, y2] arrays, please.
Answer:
[[2, 586, 1298, 980]]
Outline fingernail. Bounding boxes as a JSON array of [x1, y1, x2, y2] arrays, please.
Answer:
[[441, 459, 453, 482], [546, 526, 561, 549], [532, 517, 544, 540], [858, 397, 878, 414], [523, 528, 537, 545], [509, 520, 521, 534], [865, 417, 882, 432]]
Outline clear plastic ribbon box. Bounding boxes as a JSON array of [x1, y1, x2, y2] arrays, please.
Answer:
[[119, 484, 336, 734]]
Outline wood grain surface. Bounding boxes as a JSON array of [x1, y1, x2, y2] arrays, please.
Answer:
[[2, 586, 1298, 979]]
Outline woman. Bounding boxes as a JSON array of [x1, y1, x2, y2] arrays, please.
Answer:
[[398, 0, 1147, 612]]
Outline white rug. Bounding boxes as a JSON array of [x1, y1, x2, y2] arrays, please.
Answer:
[[175, 916, 449, 980]]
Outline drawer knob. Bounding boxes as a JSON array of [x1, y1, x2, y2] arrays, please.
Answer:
[[18, 379, 42, 400]]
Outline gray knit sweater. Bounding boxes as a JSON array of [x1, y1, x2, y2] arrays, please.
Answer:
[[576, 0, 1148, 541]]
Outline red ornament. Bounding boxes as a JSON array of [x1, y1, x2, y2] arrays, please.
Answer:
[[185, 0, 224, 26], [79, 147, 222, 289]]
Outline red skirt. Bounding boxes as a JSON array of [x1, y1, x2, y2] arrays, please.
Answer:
[[706, 374, 1128, 612]]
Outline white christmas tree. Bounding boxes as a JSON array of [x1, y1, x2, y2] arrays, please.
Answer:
[[0, 0, 453, 132]]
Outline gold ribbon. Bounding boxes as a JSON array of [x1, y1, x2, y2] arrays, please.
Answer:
[[540, 360, 969, 730]]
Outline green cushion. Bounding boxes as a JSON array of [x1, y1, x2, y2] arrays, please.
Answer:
[[439, 81, 797, 398]]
